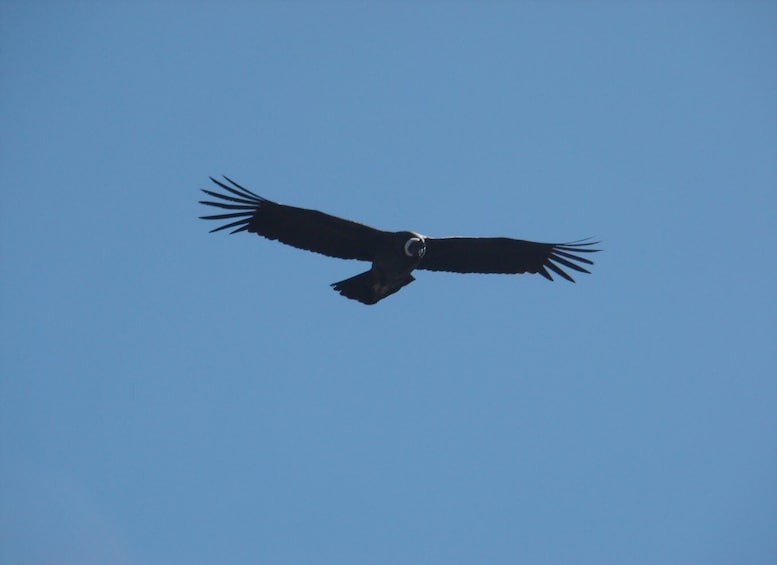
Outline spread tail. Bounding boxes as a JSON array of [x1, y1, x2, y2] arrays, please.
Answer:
[[331, 270, 415, 305]]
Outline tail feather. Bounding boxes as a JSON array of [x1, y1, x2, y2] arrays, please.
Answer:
[[331, 270, 415, 305]]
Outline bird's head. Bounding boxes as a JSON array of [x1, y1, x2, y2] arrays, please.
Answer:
[[403, 234, 427, 259]]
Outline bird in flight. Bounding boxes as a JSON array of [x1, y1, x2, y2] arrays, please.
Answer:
[[200, 177, 600, 305]]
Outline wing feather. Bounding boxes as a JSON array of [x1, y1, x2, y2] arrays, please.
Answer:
[[199, 177, 385, 261], [418, 238, 600, 282]]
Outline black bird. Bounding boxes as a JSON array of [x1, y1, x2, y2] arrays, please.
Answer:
[[200, 177, 600, 305]]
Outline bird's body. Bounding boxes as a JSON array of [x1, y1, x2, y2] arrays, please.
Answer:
[[200, 177, 599, 304], [330, 230, 426, 304]]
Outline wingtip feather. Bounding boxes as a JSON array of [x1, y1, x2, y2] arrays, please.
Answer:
[[199, 176, 266, 233]]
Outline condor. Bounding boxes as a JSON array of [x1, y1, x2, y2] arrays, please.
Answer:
[[200, 177, 599, 305]]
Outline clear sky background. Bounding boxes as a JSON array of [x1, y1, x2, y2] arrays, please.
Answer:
[[1, 2, 775, 564]]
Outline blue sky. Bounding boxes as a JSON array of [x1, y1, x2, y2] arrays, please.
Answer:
[[1, 2, 775, 563]]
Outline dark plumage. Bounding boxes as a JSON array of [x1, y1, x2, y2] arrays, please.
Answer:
[[200, 177, 600, 304]]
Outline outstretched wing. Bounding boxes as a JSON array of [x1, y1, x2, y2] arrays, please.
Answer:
[[200, 177, 386, 261], [418, 238, 600, 282]]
